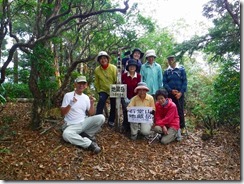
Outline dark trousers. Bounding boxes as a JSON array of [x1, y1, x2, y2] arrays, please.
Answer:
[[168, 93, 185, 129], [121, 98, 130, 132], [96, 92, 116, 123]]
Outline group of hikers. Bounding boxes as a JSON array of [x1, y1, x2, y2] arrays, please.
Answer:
[[61, 48, 188, 154]]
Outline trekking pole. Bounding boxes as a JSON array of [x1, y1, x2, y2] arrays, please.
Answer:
[[115, 48, 123, 132], [149, 133, 160, 144], [184, 120, 189, 138]]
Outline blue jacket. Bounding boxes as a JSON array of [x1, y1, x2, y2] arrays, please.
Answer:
[[163, 65, 187, 93], [140, 61, 163, 95]]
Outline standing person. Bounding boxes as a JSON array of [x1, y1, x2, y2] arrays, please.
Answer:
[[122, 50, 131, 73], [127, 82, 155, 140], [153, 89, 180, 144], [94, 51, 117, 127], [121, 59, 142, 133], [61, 76, 105, 154], [163, 55, 187, 134], [140, 49, 163, 98], [122, 48, 144, 73]]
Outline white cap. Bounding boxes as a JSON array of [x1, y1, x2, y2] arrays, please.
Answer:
[[96, 51, 110, 62]]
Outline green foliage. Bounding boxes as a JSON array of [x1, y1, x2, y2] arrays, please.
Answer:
[[174, 0, 240, 130], [3, 83, 32, 98], [18, 69, 30, 84], [10, 0, 37, 36], [174, 0, 240, 62], [29, 43, 59, 94], [0, 84, 7, 107], [2, 0, 240, 130], [6, 68, 30, 84], [211, 60, 240, 126], [0, 148, 11, 154], [186, 69, 215, 121], [185, 56, 240, 128], [137, 14, 155, 33], [203, 15, 240, 57], [137, 29, 175, 65]]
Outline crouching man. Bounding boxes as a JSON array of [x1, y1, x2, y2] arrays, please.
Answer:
[[61, 76, 105, 154]]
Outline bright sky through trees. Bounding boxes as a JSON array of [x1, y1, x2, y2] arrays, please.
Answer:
[[128, 0, 213, 42]]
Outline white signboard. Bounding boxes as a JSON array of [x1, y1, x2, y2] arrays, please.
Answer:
[[110, 84, 127, 98], [127, 106, 153, 123]]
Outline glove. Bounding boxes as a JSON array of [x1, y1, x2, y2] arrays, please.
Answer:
[[69, 98, 77, 107]]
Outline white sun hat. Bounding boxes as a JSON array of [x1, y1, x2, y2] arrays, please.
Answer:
[[145, 49, 157, 58]]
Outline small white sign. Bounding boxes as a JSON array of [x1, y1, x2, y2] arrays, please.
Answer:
[[127, 106, 153, 123], [110, 84, 127, 98]]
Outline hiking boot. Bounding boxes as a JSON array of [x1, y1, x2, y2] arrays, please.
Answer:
[[176, 129, 182, 141], [80, 132, 96, 142], [130, 134, 137, 140], [122, 125, 130, 133], [87, 142, 101, 154], [181, 128, 187, 135], [145, 131, 158, 140]]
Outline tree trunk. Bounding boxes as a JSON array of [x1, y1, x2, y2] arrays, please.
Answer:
[[28, 43, 48, 130], [13, 49, 18, 83], [29, 61, 44, 129], [31, 98, 44, 130]]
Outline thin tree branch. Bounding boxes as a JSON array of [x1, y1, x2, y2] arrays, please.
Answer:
[[224, 0, 240, 28]]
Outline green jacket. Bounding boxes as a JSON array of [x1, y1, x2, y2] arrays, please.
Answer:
[[94, 64, 117, 95]]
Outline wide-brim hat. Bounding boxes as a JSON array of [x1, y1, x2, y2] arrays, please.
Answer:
[[96, 51, 110, 62], [145, 49, 157, 58], [130, 48, 144, 59], [126, 59, 138, 71], [134, 82, 149, 93], [75, 76, 87, 83]]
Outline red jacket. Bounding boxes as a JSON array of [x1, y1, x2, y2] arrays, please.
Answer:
[[154, 98, 180, 131], [122, 72, 141, 99]]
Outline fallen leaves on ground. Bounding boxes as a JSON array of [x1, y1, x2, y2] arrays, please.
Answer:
[[0, 102, 240, 180]]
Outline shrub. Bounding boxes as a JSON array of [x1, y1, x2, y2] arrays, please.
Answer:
[[3, 83, 33, 99]]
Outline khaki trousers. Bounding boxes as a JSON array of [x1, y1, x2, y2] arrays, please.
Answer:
[[153, 126, 177, 144], [130, 122, 153, 136], [62, 114, 105, 148]]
